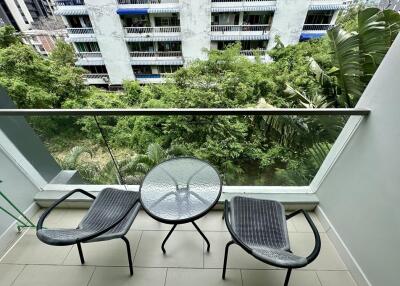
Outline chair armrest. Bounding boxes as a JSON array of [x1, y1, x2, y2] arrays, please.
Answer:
[[224, 200, 253, 253], [36, 189, 96, 231], [286, 209, 321, 264]]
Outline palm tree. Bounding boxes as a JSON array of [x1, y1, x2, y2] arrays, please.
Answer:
[[327, 7, 400, 107]]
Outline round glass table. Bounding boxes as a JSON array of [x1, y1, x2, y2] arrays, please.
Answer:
[[140, 157, 222, 253]]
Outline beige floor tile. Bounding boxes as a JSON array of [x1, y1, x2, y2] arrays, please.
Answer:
[[12, 265, 94, 286], [196, 211, 228, 232], [31, 209, 87, 229], [317, 271, 357, 286], [134, 230, 203, 268], [63, 231, 142, 266], [203, 232, 274, 269], [290, 213, 326, 233], [289, 233, 347, 271], [242, 269, 321, 286], [0, 264, 25, 286], [166, 268, 242, 286], [0, 230, 72, 265], [88, 267, 166, 286]]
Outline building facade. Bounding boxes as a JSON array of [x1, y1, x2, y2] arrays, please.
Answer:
[[0, 0, 55, 31], [54, 0, 348, 86]]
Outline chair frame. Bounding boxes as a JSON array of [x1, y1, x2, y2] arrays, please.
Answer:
[[222, 199, 321, 286], [36, 188, 140, 275]]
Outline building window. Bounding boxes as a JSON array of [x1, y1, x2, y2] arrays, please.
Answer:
[[154, 14, 180, 26], [84, 65, 108, 74], [158, 65, 180, 74], [212, 13, 240, 25], [132, 65, 152, 74], [75, 42, 100, 52], [305, 10, 334, 24], [243, 12, 273, 25]]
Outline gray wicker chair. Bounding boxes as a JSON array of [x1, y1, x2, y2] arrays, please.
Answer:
[[36, 188, 140, 275], [223, 196, 321, 286]]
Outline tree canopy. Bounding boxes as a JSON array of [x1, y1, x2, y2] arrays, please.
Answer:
[[0, 6, 398, 186]]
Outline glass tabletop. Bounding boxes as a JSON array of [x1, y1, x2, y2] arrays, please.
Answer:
[[139, 157, 222, 223]]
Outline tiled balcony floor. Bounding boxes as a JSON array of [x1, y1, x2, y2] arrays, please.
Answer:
[[0, 209, 357, 286]]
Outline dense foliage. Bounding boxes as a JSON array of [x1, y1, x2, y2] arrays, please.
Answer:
[[0, 7, 398, 186]]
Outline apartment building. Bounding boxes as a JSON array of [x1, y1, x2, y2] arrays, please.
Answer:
[[54, 0, 347, 86]]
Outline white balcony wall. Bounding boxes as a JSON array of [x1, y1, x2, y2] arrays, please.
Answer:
[[315, 35, 400, 286], [267, 0, 310, 49], [85, 0, 135, 84], [180, 0, 211, 63]]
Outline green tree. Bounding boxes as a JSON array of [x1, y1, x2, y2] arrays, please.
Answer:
[[49, 40, 76, 66], [0, 25, 20, 48]]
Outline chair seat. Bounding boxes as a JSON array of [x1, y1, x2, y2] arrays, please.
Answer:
[[230, 196, 290, 251], [37, 188, 140, 246]]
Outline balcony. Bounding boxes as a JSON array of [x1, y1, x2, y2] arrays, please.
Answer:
[[124, 26, 181, 42], [82, 73, 110, 85], [211, 0, 276, 13], [211, 25, 270, 41], [117, 0, 180, 14], [309, 0, 348, 11], [130, 51, 183, 65], [66, 28, 96, 43], [54, 0, 88, 15]]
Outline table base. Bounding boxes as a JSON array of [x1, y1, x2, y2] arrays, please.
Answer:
[[161, 221, 210, 253]]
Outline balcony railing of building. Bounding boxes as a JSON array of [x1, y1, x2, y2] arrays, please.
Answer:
[[211, 0, 275, 2], [302, 24, 335, 31], [55, 0, 85, 5], [77, 52, 102, 58], [240, 50, 268, 56], [67, 27, 94, 34], [118, 0, 178, 4], [124, 26, 181, 34], [211, 25, 270, 33], [82, 73, 109, 79], [130, 51, 182, 57]]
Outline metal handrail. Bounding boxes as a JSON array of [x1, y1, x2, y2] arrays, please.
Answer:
[[302, 24, 335, 31], [211, 0, 275, 2], [77, 52, 102, 58], [67, 27, 94, 34], [240, 49, 267, 56], [82, 73, 109, 79], [211, 24, 270, 32], [55, 0, 85, 5], [130, 51, 182, 57], [118, 0, 178, 4], [0, 108, 370, 116], [124, 26, 181, 34]]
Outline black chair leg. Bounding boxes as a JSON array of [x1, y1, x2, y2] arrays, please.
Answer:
[[284, 268, 292, 286], [121, 236, 133, 276], [222, 240, 235, 279], [77, 242, 85, 264]]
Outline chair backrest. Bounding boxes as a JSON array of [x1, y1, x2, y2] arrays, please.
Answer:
[[79, 188, 139, 230]]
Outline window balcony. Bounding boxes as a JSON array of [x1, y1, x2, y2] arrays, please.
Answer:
[[302, 24, 334, 31], [67, 27, 94, 34], [211, 25, 270, 41], [82, 73, 110, 85], [0, 107, 374, 286], [77, 52, 102, 58], [211, 0, 276, 13], [54, 0, 88, 16], [309, 0, 348, 11], [130, 51, 183, 65], [124, 26, 181, 42], [54, 0, 85, 5], [66, 28, 96, 43], [118, 0, 179, 4]]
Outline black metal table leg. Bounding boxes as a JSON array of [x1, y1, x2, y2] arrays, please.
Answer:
[[162, 224, 177, 253], [192, 221, 210, 251]]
